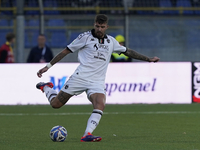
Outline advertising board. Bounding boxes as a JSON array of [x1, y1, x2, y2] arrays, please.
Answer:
[[0, 62, 191, 105]]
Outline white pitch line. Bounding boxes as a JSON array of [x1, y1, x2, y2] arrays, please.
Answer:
[[0, 111, 200, 116]]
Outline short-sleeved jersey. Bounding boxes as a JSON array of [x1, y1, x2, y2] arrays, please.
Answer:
[[67, 29, 127, 83]]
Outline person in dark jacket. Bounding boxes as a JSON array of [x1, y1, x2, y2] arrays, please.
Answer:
[[27, 34, 53, 63], [0, 33, 15, 63]]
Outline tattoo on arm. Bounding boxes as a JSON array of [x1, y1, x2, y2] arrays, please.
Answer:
[[50, 48, 71, 65], [124, 48, 150, 62]]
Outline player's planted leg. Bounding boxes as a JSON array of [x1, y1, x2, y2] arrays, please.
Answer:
[[81, 93, 105, 142]]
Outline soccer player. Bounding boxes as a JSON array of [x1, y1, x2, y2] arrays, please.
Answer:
[[36, 14, 160, 142]]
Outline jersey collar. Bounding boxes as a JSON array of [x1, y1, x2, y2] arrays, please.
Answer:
[[91, 29, 108, 44]]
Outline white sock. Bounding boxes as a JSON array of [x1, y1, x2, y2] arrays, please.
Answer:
[[43, 86, 57, 103], [83, 109, 103, 136]]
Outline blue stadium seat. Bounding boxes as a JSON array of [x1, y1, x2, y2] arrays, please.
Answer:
[[25, 1, 39, 15], [25, 29, 39, 48], [24, 20, 40, 47], [129, 30, 159, 49], [0, 11, 12, 15], [159, 0, 178, 14], [176, 0, 193, 14], [47, 19, 66, 34], [28, 20, 40, 26], [43, 0, 60, 15], [0, 0, 15, 15], [4, 0, 16, 7], [108, 32, 123, 39], [99, 0, 123, 7], [24, 20, 29, 27], [193, 2, 200, 14], [24, 30, 31, 48], [133, 0, 159, 15], [31, 30, 40, 46], [69, 32, 80, 43], [187, 29, 200, 48], [10, 20, 14, 26], [0, 31, 7, 45], [0, 20, 9, 26], [50, 31, 67, 48], [47, 19, 65, 26]]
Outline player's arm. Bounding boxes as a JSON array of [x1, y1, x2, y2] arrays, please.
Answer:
[[49, 48, 71, 65], [37, 48, 71, 78], [123, 48, 160, 62]]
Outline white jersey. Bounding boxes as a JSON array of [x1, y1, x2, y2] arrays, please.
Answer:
[[67, 29, 127, 83]]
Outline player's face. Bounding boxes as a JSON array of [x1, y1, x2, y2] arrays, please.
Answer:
[[38, 36, 46, 47], [94, 22, 108, 38]]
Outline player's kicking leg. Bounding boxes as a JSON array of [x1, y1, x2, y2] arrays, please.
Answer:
[[36, 82, 72, 108], [81, 93, 105, 142]]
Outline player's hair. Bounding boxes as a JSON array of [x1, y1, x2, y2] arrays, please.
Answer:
[[95, 14, 108, 24], [6, 33, 15, 42]]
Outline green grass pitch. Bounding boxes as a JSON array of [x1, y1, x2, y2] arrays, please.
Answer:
[[1, 104, 200, 150]]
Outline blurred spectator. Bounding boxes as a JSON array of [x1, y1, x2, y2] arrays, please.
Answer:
[[133, 0, 159, 7], [78, 0, 98, 7], [99, 0, 123, 14], [126, 0, 135, 7], [27, 34, 53, 63], [77, 0, 99, 14], [111, 35, 132, 62], [170, 0, 177, 7], [0, 33, 15, 63], [191, 0, 200, 6]]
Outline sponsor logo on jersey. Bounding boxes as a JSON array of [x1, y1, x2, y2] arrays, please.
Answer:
[[94, 44, 98, 51], [91, 38, 95, 41], [94, 52, 106, 61], [98, 52, 105, 57], [65, 85, 69, 89], [93, 43, 109, 51], [94, 56, 106, 61], [107, 39, 110, 43]]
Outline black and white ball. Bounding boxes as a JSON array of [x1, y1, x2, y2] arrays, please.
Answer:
[[49, 125, 67, 142]]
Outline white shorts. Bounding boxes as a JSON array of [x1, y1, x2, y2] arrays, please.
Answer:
[[61, 76, 106, 100]]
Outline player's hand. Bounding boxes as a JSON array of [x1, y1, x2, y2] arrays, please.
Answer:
[[149, 57, 160, 62], [37, 66, 48, 78]]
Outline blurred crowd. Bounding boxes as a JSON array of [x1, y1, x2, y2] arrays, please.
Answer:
[[1, 0, 200, 15], [0, 32, 131, 63]]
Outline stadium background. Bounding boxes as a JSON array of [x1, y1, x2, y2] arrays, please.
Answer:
[[0, 0, 200, 63]]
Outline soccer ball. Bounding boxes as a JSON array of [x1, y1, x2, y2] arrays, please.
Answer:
[[49, 125, 68, 142]]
